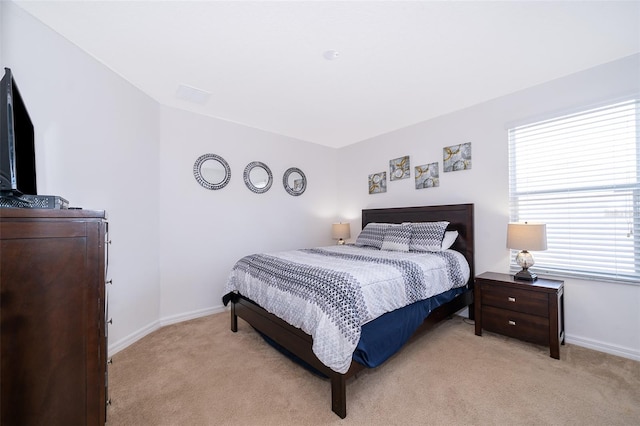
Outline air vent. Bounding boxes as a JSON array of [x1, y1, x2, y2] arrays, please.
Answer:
[[175, 84, 211, 104]]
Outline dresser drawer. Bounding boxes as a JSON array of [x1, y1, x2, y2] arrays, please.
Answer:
[[482, 305, 549, 346], [481, 284, 548, 316]]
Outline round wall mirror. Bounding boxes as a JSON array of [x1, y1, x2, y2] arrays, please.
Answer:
[[283, 167, 307, 196], [243, 161, 273, 194], [193, 154, 231, 190]]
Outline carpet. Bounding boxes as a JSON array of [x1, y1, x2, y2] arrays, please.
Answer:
[[107, 312, 640, 425]]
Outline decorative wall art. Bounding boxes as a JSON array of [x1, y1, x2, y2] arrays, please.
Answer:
[[443, 142, 471, 172], [193, 153, 231, 190], [243, 161, 273, 194], [389, 155, 410, 181], [283, 167, 307, 196], [415, 162, 439, 189], [368, 172, 387, 194]]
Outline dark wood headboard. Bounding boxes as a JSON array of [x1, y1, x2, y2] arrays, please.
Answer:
[[362, 204, 475, 285]]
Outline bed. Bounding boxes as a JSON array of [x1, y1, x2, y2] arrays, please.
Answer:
[[222, 204, 475, 418]]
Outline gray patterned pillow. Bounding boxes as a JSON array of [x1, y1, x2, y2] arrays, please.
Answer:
[[409, 221, 450, 252], [354, 223, 389, 249], [381, 223, 413, 252]]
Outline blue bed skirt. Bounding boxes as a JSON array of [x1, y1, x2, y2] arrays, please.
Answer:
[[256, 286, 467, 375], [353, 286, 465, 367]]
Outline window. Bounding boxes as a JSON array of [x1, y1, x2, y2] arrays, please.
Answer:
[[508, 99, 639, 283]]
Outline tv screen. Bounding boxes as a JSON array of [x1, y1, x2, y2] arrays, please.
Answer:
[[1, 67, 37, 196]]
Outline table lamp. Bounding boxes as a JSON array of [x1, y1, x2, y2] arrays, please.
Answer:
[[332, 223, 351, 245], [507, 222, 547, 281]]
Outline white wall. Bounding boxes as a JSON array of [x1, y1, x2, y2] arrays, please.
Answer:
[[157, 106, 338, 325], [337, 54, 640, 360], [1, 1, 163, 351], [1, 1, 340, 354], [0, 3, 4, 64]]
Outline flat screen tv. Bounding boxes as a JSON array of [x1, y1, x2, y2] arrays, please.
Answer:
[[1, 67, 37, 197]]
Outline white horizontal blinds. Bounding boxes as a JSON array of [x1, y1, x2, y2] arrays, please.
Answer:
[[508, 99, 639, 282]]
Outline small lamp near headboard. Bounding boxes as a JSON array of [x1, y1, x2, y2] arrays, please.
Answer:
[[332, 223, 351, 245], [507, 222, 547, 281]]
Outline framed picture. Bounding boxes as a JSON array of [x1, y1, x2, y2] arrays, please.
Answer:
[[443, 142, 471, 172], [389, 155, 410, 180], [415, 162, 439, 189], [368, 172, 387, 194]]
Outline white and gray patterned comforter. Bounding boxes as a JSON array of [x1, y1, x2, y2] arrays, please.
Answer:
[[224, 245, 470, 374]]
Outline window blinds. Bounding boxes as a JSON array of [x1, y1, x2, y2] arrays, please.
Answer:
[[508, 99, 639, 283]]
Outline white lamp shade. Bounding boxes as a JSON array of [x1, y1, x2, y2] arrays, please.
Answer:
[[507, 222, 547, 251], [332, 223, 351, 240]]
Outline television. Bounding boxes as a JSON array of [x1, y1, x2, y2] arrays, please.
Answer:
[[1, 67, 37, 197], [0, 68, 67, 208]]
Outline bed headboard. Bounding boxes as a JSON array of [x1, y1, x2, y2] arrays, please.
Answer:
[[361, 204, 475, 285]]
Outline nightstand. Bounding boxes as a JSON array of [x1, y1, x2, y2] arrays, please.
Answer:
[[474, 271, 565, 359]]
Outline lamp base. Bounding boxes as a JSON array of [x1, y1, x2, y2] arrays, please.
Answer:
[[514, 268, 538, 282], [337, 239, 346, 245]]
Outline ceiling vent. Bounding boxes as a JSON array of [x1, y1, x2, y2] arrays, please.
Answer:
[[175, 84, 211, 105]]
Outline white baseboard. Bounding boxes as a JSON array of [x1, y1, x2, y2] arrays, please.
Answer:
[[108, 305, 227, 356], [565, 333, 640, 362], [108, 320, 161, 357], [159, 305, 226, 327], [108, 307, 640, 363]]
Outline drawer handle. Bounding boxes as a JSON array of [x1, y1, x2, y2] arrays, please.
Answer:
[[508, 320, 516, 326], [508, 296, 516, 302]]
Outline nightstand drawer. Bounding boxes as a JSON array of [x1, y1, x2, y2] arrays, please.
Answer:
[[481, 285, 548, 316], [482, 305, 549, 346]]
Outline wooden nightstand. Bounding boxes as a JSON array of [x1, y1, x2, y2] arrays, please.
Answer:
[[474, 271, 565, 359]]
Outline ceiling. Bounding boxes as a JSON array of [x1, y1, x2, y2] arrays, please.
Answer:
[[12, 1, 640, 148]]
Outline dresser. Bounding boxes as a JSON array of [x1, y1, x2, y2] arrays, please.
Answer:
[[474, 271, 565, 359], [0, 208, 109, 425]]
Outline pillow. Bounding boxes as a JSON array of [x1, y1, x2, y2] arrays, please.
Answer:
[[381, 223, 412, 252], [409, 221, 449, 252], [354, 223, 389, 249], [440, 230, 459, 251]]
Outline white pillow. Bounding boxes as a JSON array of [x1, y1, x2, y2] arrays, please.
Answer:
[[440, 230, 459, 251]]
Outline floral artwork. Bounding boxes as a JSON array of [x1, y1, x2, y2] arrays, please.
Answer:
[[389, 155, 410, 181], [368, 172, 387, 194], [443, 142, 471, 172], [415, 162, 439, 189]]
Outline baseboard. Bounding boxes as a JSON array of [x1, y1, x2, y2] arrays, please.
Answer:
[[159, 306, 226, 327], [565, 333, 640, 362], [108, 308, 640, 363], [108, 320, 161, 357], [107, 305, 227, 356]]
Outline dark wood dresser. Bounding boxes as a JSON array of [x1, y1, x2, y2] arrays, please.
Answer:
[[0, 208, 109, 425], [474, 271, 565, 359]]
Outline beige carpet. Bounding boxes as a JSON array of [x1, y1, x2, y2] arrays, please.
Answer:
[[107, 312, 640, 425]]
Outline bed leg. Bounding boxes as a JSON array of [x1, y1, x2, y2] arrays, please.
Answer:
[[330, 373, 347, 419], [231, 302, 238, 333], [468, 302, 475, 321]]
